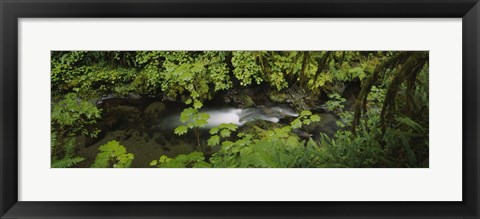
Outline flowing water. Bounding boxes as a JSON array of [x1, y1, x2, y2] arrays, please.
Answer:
[[75, 98, 338, 168], [161, 105, 299, 129]]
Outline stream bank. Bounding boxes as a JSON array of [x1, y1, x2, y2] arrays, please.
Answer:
[[74, 87, 343, 168]]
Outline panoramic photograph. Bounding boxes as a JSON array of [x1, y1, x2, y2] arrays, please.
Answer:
[[51, 51, 429, 168]]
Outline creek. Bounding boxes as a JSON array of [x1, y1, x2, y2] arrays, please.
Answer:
[[75, 97, 339, 168]]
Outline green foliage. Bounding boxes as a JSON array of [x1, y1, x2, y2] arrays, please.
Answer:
[[207, 123, 238, 147], [231, 51, 264, 86], [308, 72, 333, 90], [315, 130, 386, 168], [383, 114, 428, 167], [51, 51, 393, 106], [150, 152, 211, 168], [290, 110, 321, 129], [50, 51, 429, 168], [135, 51, 230, 107], [52, 157, 85, 168], [394, 115, 425, 133], [367, 85, 386, 104], [209, 125, 321, 168], [337, 111, 354, 128], [174, 108, 211, 148], [51, 132, 57, 157], [51, 93, 101, 138], [265, 52, 296, 90], [204, 51, 232, 91], [334, 53, 380, 82], [174, 125, 188, 135], [233, 138, 303, 168], [325, 93, 346, 113], [91, 141, 134, 168], [207, 121, 323, 168], [174, 108, 210, 135], [51, 133, 84, 168], [51, 52, 138, 97], [314, 110, 428, 168], [51, 51, 89, 94], [162, 61, 208, 106]]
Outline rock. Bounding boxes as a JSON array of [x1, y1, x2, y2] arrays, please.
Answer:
[[285, 88, 313, 110], [127, 93, 142, 99], [143, 102, 166, 128], [268, 90, 288, 103], [224, 89, 258, 108], [234, 93, 255, 108], [118, 106, 141, 118], [242, 95, 256, 108], [239, 120, 282, 138], [76, 135, 100, 148], [308, 113, 339, 138], [144, 102, 166, 118], [109, 105, 142, 117], [101, 105, 142, 130]]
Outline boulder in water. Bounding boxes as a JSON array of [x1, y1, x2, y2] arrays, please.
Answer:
[[144, 102, 166, 118], [144, 102, 166, 128]]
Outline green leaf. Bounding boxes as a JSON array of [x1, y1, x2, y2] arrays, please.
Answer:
[[210, 127, 219, 134], [179, 108, 197, 122], [300, 110, 312, 116], [150, 160, 158, 166], [220, 123, 238, 131], [194, 119, 208, 127], [395, 115, 424, 132], [190, 90, 200, 98], [221, 140, 234, 147], [207, 135, 220, 146], [310, 114, 321, 122], [91, 141, 133, 168], [174, 125, 188, 135], [220, 129, 231, 138], [198, 112, 210, 121], [291, 119, 302, 129], [193, 100, 203, 109], [159, 155, 170, 163]]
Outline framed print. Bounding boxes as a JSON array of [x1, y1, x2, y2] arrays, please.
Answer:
[[1, 0, 479, 218]]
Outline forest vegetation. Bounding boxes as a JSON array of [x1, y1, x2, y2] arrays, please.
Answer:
[[51, 51, 429, 168]]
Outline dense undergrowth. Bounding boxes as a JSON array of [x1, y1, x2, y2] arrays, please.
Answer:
[[51, 51, 429, 168]]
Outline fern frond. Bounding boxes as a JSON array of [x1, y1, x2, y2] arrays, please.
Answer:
[[395, 115, 424, 133], [52, 156, 85, 168], [63, 137, 77, 158]]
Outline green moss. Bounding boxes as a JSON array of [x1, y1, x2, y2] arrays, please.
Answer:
[[268, 90, 288, 103]]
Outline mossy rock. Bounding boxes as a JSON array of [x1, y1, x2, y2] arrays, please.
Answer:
[[143, 102, 166, 128], [239, 120, 283, 138], [109, 105, 141, 118], [268, 90, 288, 103], [243, 95, 256, 108], [234, 93, 255, 108], [144, 102, 166, 116], [224, 89, 257, 108]]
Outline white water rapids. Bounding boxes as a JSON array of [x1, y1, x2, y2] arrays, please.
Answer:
[[161, 106, 299, 129]]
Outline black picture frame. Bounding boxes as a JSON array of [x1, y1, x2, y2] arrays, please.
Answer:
[[1, 0, 479, 218]]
